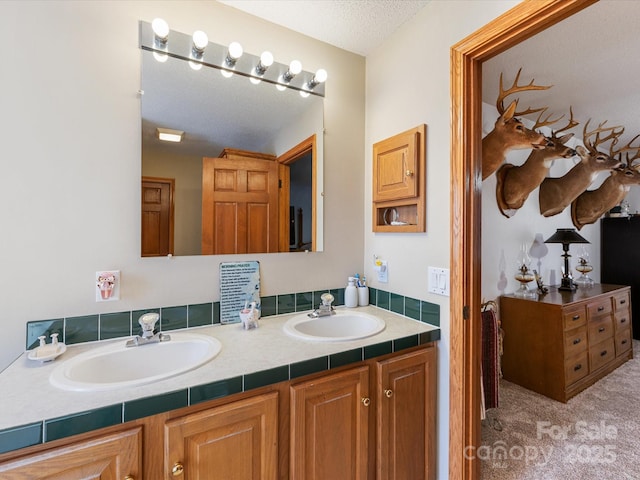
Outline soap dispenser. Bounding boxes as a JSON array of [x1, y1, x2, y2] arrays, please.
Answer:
[[345, 277, 358, 308]]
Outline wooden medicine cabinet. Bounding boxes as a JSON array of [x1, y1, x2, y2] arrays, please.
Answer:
[[372, 124, 426, 232]]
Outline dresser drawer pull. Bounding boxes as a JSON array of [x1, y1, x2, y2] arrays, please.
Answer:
[[574, 364, 582, 371], [620, 318, 627, 324], [620, 299, 626, 304], [572, 314, 581, 321], [600, 350, 608, 357], [573, 338, 581, 345], [598, 327, 606, 333], [622, 339, 628, 345], [597, 306, 605, 312]]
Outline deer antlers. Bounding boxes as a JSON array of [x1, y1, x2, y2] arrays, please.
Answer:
[[582, 119, 624, 156], [497, 68, 552, 117]]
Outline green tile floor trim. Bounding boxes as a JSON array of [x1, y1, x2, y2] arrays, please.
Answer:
[[2, 325, 440, 455]]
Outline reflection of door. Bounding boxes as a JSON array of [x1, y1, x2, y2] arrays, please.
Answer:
[[202, 155, 279, 254], [141, 177, 174, 257]]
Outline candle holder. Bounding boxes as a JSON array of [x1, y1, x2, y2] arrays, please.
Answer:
[[514, 244, 537, 298], [574, 247, 595, 287]]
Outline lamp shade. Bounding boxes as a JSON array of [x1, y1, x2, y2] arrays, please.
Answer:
[[544, 228, 589, 245]]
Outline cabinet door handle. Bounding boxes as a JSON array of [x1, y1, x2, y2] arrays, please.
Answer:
[[384, 389, 393, 398], [572, 315, 580, 321], [361, 397, 371, 407], [598, 327, 605, 333], [574, 364, 582, 371], [600, 350, 608, 357], [405, 169, 414, 177], [573, 338, 581, 345], [172, 462, 184, 477]]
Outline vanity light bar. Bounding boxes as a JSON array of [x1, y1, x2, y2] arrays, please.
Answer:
[[157, 128, 184, 143], [139, 20, 326, 98]]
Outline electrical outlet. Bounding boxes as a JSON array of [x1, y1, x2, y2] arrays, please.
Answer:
[[428, 267, 449, 296]]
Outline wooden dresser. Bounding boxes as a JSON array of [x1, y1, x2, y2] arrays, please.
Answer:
[[500, 284, 633, 402]]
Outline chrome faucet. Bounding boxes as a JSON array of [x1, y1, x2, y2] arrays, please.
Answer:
[[126, 312, 171, 347], [308, 293, 335, 318]]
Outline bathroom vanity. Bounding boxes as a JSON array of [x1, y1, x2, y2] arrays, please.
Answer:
[[0, 307, 439, 479]]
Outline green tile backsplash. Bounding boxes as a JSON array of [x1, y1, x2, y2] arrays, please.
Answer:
[[24, 288, 440, 350]]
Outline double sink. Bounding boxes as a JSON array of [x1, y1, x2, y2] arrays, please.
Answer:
[[49, 310, 386, 392]]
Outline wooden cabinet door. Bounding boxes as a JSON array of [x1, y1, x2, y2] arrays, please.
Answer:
[[165, 391, 278, 480], [290, 366, 370, 480], [0, 427, 142, 479], [201, 156, 279, 254], [373, 126, 422, 202], [376, 347, 437, 480]]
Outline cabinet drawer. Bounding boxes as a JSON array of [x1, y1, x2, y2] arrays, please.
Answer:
[[564, 326, 587, 358], [565, 351, 589, 385], [562, 305, 586, 331], [589, 338, 616, 372], [588, 316, 614, 343], [587, 298, 612, 319], [615, 328, 632, 356], [614, 310, 631, 331], [613, 291, 630, 312]]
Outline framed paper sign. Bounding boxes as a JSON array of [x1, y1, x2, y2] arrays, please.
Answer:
[[219, 261, 261, 324]]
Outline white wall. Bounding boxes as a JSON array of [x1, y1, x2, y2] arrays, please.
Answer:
[[364, 1, 519, 477], [0, 1, 364, 370]]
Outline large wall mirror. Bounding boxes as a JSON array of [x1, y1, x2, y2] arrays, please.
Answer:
[[140, 22, 324, 257]]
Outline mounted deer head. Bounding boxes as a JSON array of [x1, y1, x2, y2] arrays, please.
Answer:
[[538, 119, 624, 217], [571, 137, 640, 229], [482, 68, 551, 180], [496, 107, 578, 217]]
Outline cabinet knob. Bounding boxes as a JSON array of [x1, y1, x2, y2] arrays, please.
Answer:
[[620, 299, 626, 304], [384, 389, 393, 398], [361, 397, 371, 407], [574, 364, 582, 371], [172, 462, 184, 476], [598, 327, 605, 333], [621, 318, 627, 324], [405, 169, 414, 177], [597, 306, 605, 312], [573, 338, 581, 345], [600, 350, 608, 357], [572, 315, 580, 321]]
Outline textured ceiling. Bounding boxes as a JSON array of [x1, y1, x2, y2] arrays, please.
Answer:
[[218, 0, 430, 56]]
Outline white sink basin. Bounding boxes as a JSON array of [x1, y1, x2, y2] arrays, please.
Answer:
[[50, 332, 222, 392], [283, 310, 385, 341]]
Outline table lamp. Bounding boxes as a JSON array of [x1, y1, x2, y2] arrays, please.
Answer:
[[544, 228, 589, 291]]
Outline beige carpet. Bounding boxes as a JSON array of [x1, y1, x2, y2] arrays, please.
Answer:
[[481, 341, 640, 479]]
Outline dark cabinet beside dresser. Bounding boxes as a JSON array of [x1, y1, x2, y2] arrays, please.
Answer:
[[601, 216, 640, 339]]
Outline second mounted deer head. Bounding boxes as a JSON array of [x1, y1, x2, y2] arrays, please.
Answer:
[[571, 136, 640, 229], [539, 120, 624, 217], [496, 107, 578, 217], [482, 68, 551, 180]]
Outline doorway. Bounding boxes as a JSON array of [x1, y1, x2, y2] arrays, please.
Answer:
[[448, 1, 597, 478]]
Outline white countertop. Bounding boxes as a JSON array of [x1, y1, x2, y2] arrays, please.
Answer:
[[0, 306, 439, 431]]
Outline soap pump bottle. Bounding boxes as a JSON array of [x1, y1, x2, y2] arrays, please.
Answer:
[[345, 277, 358, 308]]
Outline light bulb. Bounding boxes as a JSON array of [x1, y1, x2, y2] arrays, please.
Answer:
[[151, 18, 169, 41], [153, 51, 168, 63], [276, 82, 287, 91], [250, 77, 261, 85], [221, 69, 234, 78], [289, 60, 302, 75], [192, 30, 208, 51], [300, 90, 310, 98], [314, 68, 328, 83], [260, 51, 274, 68], [228, 42, 243, 60], [189, 60, 203, 71]]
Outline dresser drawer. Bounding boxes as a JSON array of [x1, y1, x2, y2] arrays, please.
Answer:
[[564, 326, 587, 358], [613, 310, 630, 330], [587, 298, 612, 319], [565, 351, 589, 385], [588, 316, 614, 343], [562, 305, 586, 331], [615, 328, 632, 356], [613, 291, 630, 312], [589, 338, 616, 372]]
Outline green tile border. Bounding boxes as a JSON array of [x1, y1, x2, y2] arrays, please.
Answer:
[[25, 287, 440, 350], [0, 422, 42, 454], [45, 405, 121, 442]]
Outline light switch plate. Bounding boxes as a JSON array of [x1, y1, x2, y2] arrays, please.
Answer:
[[428, 267, 449, 296]]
